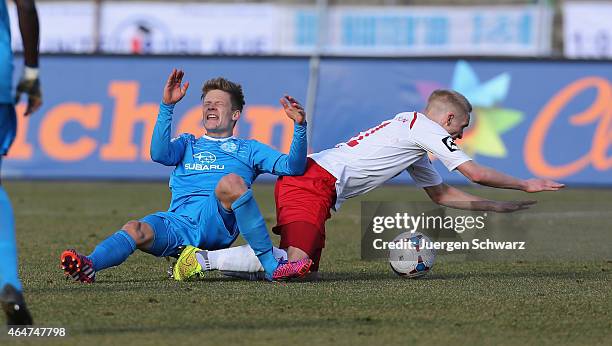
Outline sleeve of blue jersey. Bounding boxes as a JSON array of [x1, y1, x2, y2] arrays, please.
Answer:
[[251, 122, 307, 176], [150, 102, 188, 166]]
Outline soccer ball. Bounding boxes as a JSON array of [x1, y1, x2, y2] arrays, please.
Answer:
[[388, 232, 436, 278]]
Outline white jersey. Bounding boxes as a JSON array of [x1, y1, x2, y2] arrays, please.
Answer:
[[310, 112, 472, 210]]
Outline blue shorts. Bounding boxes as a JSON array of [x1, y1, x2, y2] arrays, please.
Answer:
[[140, 193, 239, 257], [0, 104, 17, 156]]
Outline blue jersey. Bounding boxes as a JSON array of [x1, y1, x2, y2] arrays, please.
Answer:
[[0, 0, 13, 103], [151, 102, 307, 220]]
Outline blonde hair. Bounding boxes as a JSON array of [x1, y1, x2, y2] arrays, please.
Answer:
[[425, 89, 472, 116]]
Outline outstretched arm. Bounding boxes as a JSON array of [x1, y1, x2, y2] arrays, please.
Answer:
[[456, 161, 564, 192], [270, 95, 307, 175], [15, 0, 41, 115], [150, 69, 189, 166], [411, 123, 564, 193], [424, 183, 536, 213]]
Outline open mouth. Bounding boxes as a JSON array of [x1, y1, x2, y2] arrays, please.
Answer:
[[206, 114, 219, 120]]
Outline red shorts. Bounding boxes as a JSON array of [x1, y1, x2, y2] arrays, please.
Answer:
[[273, 158, 336, 271]]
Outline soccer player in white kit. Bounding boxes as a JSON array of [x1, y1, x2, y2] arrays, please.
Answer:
[[171, 89, 564, 279]]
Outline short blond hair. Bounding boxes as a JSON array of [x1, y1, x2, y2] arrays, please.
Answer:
[[425, 89, 472, 116]]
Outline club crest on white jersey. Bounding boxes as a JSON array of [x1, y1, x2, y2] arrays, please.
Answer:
[[442, 136, 458, 152]]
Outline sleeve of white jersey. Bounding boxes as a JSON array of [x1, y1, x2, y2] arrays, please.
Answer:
[[412, 122, 472, 171], [407, 154, 443, 187]]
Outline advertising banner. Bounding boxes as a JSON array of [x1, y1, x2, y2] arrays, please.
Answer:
[[7, 2, 552, 56], [4, 56, 611, 185], [5, 56, 310, 179], [563, 2, 612, 58], [99, 3, 281, 55], [282, 5, 552, 56], [313, 58, 612, 184], [8, 1, 95, 53]]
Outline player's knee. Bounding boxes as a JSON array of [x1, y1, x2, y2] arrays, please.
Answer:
[[121, 220, 153, 246], [215, 173, 247, 202]]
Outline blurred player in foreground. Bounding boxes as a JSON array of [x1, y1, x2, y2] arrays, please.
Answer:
[[171, 89, 565, 280], [61, 69, 312, 283], [0, 0, 42, 325]]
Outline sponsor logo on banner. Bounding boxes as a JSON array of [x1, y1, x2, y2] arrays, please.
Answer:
[[414, 60, 611, 181], [106, 17, 171, 54], [524, 77, 612, 179], [101, 3, 279, 54], [6, 79, 297, 173], [416, 60, 524, 159], [284, 5, 552, 56]]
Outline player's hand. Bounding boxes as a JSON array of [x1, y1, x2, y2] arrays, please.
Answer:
[[523, 178, 565, 193], [280, 95, 306, 125], [15, 76, 42, 116], [162, 68, 189, 105], [491, 200, 537, 213]]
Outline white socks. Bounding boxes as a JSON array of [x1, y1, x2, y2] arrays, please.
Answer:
[[196, 245, 287, 273]]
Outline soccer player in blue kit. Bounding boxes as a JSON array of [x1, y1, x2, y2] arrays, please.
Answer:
[[61, 68, 312, 282], [1, 0, 42, 325]]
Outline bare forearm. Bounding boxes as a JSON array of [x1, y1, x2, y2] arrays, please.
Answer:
[[16, 0, 40, 67], [457, 161, 564, 193], [457, 161, 527, 191], [424, 183, 537, 213], [433, 184, 496, 211], [473, 166, 527, 190]]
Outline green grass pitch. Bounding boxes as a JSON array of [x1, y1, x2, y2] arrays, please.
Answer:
[[2, 181, 611, 345]]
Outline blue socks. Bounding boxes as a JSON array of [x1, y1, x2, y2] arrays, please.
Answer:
[[231, 190, 278, 279], [0, 186, 22, 291], [88, 230, 136, 272]]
